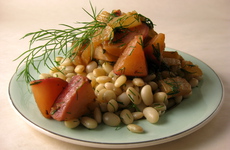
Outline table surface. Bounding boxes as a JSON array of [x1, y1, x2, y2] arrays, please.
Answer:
[[1, 0, 230, 150]]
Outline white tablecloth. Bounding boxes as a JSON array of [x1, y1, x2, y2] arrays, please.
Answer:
[[1, 0, 229, 149]]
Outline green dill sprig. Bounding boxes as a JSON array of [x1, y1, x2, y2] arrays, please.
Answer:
[[14, 2, 155, 83], [14, 3, 107, 83]]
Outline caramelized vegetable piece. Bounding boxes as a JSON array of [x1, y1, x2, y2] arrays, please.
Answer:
[[51, 75, 96, 121], [108, 11, 142, 29], [93, 45, 118, 62], [113, 35, 148, 76], [102, 23, 150, 57], [181, 60, 203, 78], [81, 43, 93, 65], [144, 33, 165, 65], [158, 76, 192, 98], [30, 78, 68, 118]]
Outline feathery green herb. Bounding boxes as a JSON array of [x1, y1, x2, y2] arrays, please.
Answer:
[[14, 2, 154, 83], [14, 3, 106, 83]]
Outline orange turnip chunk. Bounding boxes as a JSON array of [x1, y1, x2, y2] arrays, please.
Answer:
[[51, 75, 96, 121], [144, 33, 165, 65], [102, 23, 150, 57], [30, 78, 68, 118], [113, 35, 148, 76]]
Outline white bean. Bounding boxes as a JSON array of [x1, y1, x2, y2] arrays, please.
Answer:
[[52, 72, 66, 80], [114, 75, 127, 88], [93, 68, 106, 77], [39, 73, 52, 79], [189, 78, 199, 88], [136, 102, 146, 112], [58, 66, 66, 73], [141, 85, 153, 106], [55, 56, 63, 63], [94, 107, 102, 123], [91, 78, 97, 88], [65, 73, 75, 78], [96, 89, 107, 102], [50, 67, 59, 74], [113, 87, 123, 96], [74, 65, 85, 74], [104, 82, 115, 90], [134, 86, 140, 93], [86, 72, 95, 81], [154, 92, 168, 103], [99, 102, 108, 112], [107, 99, 118, 112], [81, 117, 98, 129], [127, 124, 144, 133], [122, 80, 134, 91], [60, 58, 73, 66], [151, 103, 167, 112], [108, 71, 119, 82], [132, 78, 145, 87], [120, 109, 134, 125], [66, 77, 72, 83], [132, 112, 144, 120], [103, 112, 121, 127], [96, 76, 112, 83], [102, 62, 113, 74], [126, 87, 141, 105], [103, 90, 117, 102], [117, 92, 131, 108], [86, 61, 97, 73], [143, 73, 156, 82], [148, 81, 158, 91], [143, 107, 159, 123], [94, 83, 105, 95], [65, 66, 75, 74], [64, 118, 80, 129]]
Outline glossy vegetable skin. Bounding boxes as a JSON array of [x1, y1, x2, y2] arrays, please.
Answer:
[[144, 33, 165, 65], [113, 35, 148, 76], [102, 23, 150, 57], [51, 75, 96, 121], [30, 78, 68, 118]]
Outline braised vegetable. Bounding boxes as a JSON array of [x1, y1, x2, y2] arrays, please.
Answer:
[[144, 33, 165, 65], [181, 60, 203, 79], [14, 5, 154, 83], [113, 35, 148, 76], [30, 78, 68, 118], [51, 75, 96, 121], [158, 76, 192, 98], [102, 23, 150, 57], [15, 4, 204, 132]]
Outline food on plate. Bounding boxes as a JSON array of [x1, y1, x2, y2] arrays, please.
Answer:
[[30, 77, 68, 118], [15, 6, 203, 133], [50, 75, 95, 121]]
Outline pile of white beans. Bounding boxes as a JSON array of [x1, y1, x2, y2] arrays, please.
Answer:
[[39, 56, 199, 133]]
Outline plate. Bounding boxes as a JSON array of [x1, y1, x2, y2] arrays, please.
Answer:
[[8, 48, 224, 149]]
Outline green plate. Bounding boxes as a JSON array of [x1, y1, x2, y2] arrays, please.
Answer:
[[8, 48, 224, 149]]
